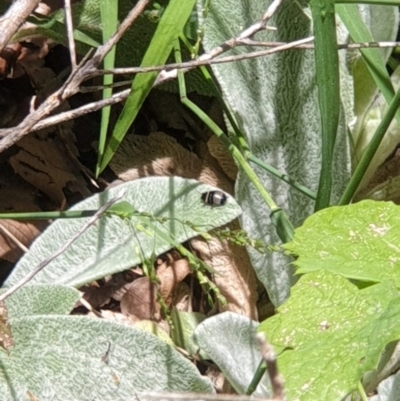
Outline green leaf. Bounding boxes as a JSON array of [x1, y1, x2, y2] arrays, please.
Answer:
[[199, 0, 352, 306], [259, 271, 400, 401], [0, 315, 213, 399], [2, 284, 80, 318], [284, 200, 400, 285], [194, 312, 270, 397], [4, 177, 241, 288]]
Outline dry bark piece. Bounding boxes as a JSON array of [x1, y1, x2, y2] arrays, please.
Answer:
[[120, 277, 160, 320]]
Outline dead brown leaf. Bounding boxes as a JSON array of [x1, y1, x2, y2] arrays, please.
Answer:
[[9, 135, 90, 207], [120, 277, 159, 320], [0, 172, 48, 262], [191, 233, 258, 320], [81, 271, 137, 309], [172, 282, 191, 312], [109, 132, 233, 194], [157, 258, 191, 306]]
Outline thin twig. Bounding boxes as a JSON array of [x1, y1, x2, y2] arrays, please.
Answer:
[[1, 0, 399, 151], [0, 194, 123, 302], [0, 0, 41, 53], [64, 0, 77, 69], [256, 332, 285, 401], [2, 36, 399, 137], [0, 0, 151, 153]]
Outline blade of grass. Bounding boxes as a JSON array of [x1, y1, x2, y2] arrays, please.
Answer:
[[310, 0, 341, 211], [98, 0, 197, 173], [95, 0, 118, 178]]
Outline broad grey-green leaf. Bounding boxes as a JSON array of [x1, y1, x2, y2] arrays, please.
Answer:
[[259, 271, 400, 401], [370, 370, 400, 401], [284, 200, 400, 286], [5, 177, 241, 288], [200, 0, 351, 306], [0, 315, 213, 400], [194, 312, 270, 397], [2, 284, 80, 318]]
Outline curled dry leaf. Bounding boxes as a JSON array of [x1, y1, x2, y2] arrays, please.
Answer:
[[109, 132, 233, 194], [355, 149, 400, 203], [9, 135, 90, 207], [157, 257, 192, 306], [0, 220, 43, 263], [207, 135, 238, 181], [99, 310, 137, 325], [110, 132, 258, 320]]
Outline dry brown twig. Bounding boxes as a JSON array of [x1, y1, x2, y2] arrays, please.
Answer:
[[0, 0, 398, 152], [0, 0, 152, 152], [0, 0, 41, 53], [64, 0, 78, 70], [0, 0, 285, 151]]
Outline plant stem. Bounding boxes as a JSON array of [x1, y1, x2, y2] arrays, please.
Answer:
[[246, 359, 267, 395]]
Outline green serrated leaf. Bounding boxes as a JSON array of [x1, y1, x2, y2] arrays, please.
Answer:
[[259, 271, 400, 401], [0, 315, 213, 399], [284, 200, 400, 285], [4, 177, 241, 288]]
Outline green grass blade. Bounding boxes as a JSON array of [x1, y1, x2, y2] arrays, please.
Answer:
[[310, 0, 341, 211], [336, 4, 399, 123], [98, 0, 197, 173], [96, 0, 118, 178]]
